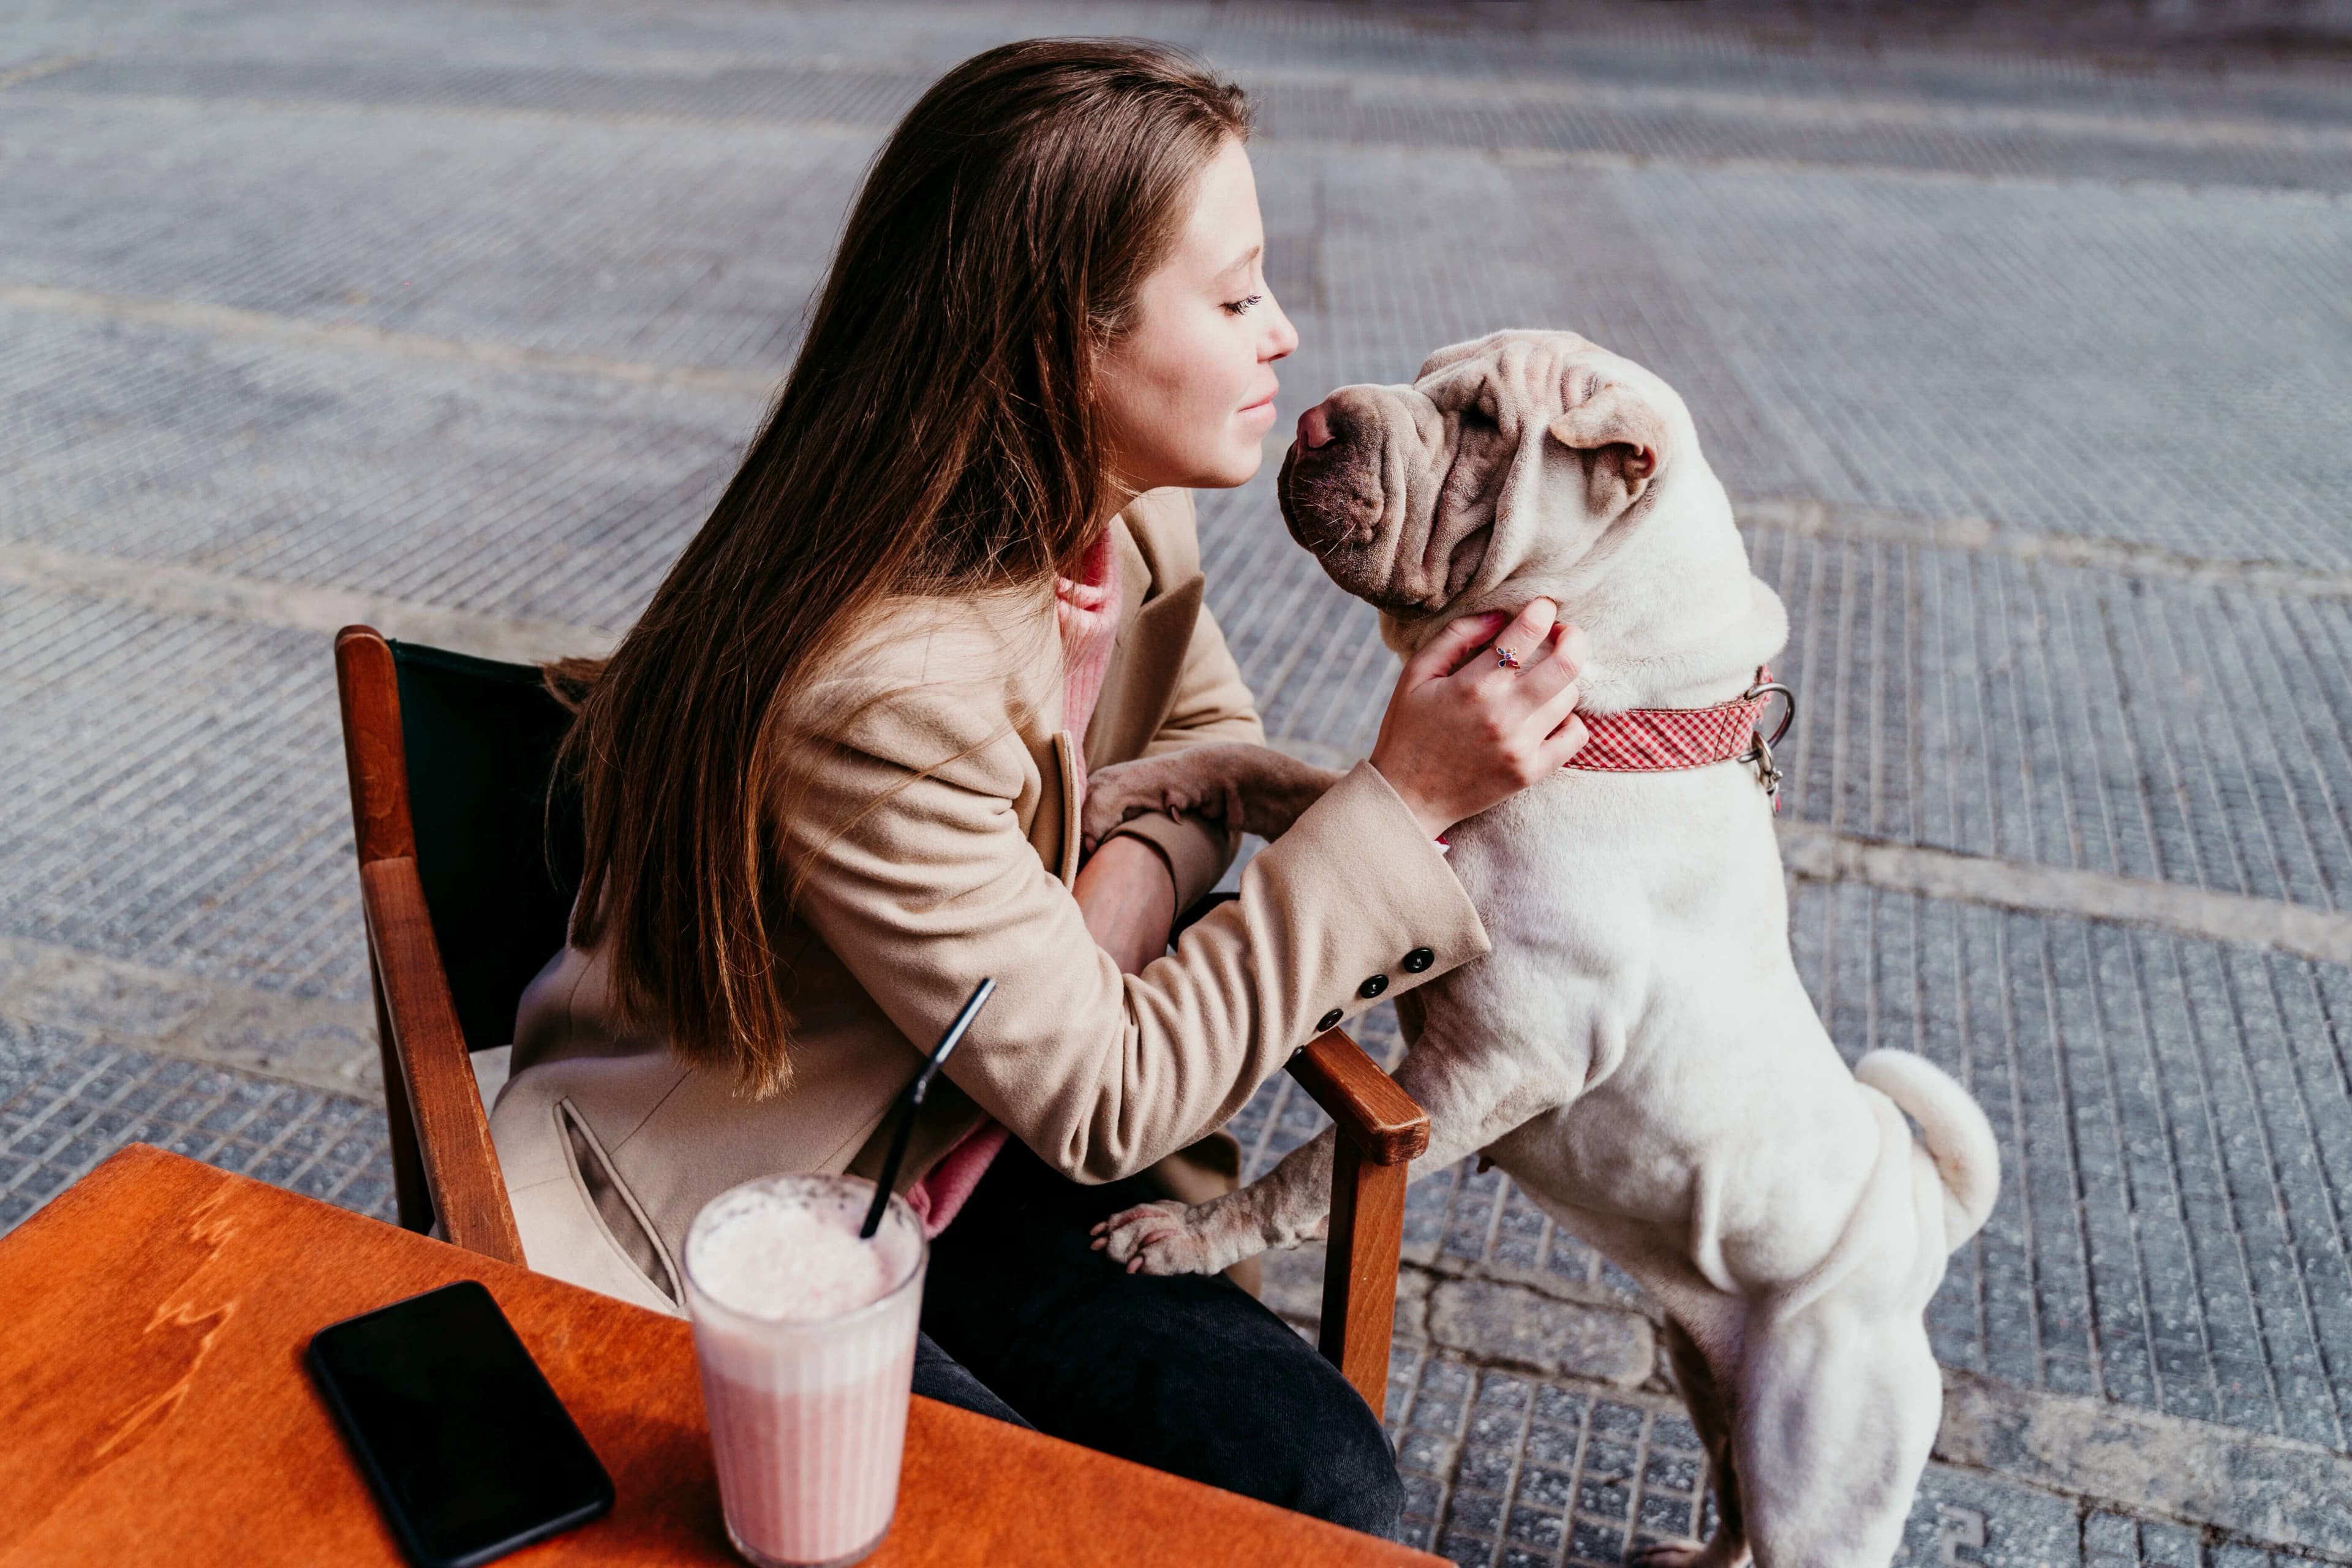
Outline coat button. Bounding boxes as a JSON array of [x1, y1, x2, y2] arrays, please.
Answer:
[[1401, 946, 1435, 974], [1358, 974, 1389, 1000], [1316, 1008, 1343, 1033]]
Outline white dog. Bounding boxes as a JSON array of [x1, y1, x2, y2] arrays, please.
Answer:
[[1086, 332, 1999, 1568]]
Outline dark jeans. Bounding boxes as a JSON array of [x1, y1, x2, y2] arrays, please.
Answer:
[[911, 1140, 1405, 1539]]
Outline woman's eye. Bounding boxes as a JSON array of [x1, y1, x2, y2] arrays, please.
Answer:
[[1222, 293, 1264, 317]]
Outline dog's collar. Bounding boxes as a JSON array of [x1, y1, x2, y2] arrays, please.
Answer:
[[1568, 668, 1795, 807]]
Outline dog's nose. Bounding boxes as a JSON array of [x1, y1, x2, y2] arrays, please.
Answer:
[[1297, 404, 1333, 450]]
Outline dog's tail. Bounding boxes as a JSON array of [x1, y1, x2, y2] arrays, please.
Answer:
[[1854, 1050, 2000, 1248]]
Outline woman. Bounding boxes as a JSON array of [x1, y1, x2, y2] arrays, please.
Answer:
[[495, 39, 1587, 1534]]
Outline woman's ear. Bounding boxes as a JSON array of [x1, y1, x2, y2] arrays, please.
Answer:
[[1547, 382, 1667, 516]]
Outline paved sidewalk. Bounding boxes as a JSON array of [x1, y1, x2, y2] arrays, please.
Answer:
[[4, 2, 2351, 1563]]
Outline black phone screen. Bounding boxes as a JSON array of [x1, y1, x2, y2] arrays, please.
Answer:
[[306, 1281, 615, 1568]]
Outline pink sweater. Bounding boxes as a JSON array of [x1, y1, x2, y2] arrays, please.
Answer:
[[903, 532, 1125, 1235]]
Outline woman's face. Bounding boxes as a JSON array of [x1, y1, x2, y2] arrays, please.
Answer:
[[1098, 137, 1299, 498]]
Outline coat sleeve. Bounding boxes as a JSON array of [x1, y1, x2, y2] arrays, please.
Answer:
[[778, 667, 1487, 1185], [1100, 598, 1266, 911]]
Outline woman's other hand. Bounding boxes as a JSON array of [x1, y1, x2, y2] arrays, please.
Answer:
[[1074, 835, 1180, 975], [1368, 600, 1589, 840]]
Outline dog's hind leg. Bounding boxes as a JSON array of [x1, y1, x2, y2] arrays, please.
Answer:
[[1729, 1299, 1941, 1568], [1634, 1319, 1750, 1568]]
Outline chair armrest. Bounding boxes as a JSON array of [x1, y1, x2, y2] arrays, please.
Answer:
[[1286, 1027, 1427, 1422], [361, 855, 524, 1265], [1286, 1028, 1429, 1166]]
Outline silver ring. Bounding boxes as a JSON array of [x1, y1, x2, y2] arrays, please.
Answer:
[[1738, 680, 1796, 753], [1496, 647, 1521, 671]]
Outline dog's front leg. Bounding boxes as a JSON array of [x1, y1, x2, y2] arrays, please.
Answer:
[[1093, 1125, 1341, 1278], [1080, 742, 1342, 853], [1092, 1027, 1552, 1276]]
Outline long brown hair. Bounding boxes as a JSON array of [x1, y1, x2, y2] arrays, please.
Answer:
[[557, 40, 1250, 1095]]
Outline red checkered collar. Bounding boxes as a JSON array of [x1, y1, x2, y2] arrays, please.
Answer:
[[1569, 667, 1794, 805]]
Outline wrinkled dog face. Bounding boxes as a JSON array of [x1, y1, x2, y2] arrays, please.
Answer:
[[1276, 331, 1694, 631]]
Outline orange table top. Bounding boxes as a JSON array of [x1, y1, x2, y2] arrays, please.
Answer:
[[0, 1145, 1441, 1567]]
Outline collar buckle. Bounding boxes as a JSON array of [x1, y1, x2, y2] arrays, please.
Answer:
[[1736, 673, 1796, 809]]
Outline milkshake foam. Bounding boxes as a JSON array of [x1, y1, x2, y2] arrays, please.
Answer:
[[693, 1185, 918, 1329]]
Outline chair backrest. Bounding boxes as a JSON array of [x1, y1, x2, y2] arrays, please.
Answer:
[[386, 642, 583, 1054]]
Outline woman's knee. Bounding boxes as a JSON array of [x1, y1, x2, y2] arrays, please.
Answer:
[[1173, 1322, 1402, 1537], [1273, 1373, 1404, 1538], [911, 1332, 1033, 1430]]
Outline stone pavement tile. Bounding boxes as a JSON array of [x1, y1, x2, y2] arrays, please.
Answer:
[[0, 1016, 68, 1109], [1423, 1276, 1654, 1388], [2086, 1510, 2145, 1564], [0, 1020, 396, 1237], [2209, 1546, 2280, 1568], [1903, 1466, 2082, 1568], [0, 933, 379, 1096], [2141, 1521, 2207, 1567]]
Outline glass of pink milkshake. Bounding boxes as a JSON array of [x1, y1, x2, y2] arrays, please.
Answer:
[[684, 1174, 927, 1568]]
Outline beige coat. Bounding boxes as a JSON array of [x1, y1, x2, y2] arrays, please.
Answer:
[[490, 489, 1490, 1312]]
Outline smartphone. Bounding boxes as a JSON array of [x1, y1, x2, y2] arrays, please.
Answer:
[[307, 1281, 616, 1568]]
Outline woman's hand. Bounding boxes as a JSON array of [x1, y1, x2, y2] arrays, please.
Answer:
[[1368, 600, 1589, 840], [1073, 834, 1179, 975]]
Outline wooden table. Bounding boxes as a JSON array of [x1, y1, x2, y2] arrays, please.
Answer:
[[0, 1146, 1442, 1566]]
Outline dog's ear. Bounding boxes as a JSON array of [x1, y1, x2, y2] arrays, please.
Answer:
[[1546, 381, 1667, 514]]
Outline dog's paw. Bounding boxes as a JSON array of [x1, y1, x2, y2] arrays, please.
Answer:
[[1079, 758, 1197, 852], [1088, 1199, 1225, 1276]]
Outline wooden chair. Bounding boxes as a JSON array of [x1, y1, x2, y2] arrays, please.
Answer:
[[333, 625, 1428, 1417]]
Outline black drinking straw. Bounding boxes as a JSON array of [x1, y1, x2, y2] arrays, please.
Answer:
[[861, 977, 995, 1240]]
